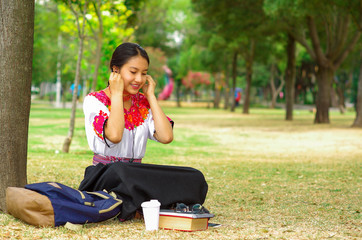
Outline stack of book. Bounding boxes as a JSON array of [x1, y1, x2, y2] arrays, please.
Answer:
[[159, 209, 214, 231]]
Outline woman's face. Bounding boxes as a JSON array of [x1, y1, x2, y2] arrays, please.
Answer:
[[117, 55, 149, 95]]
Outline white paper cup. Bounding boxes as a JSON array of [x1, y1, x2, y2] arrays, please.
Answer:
[[141, 200, 161, 231]]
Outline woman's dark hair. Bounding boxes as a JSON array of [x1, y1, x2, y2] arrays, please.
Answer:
[[109, 42, 149, 71]]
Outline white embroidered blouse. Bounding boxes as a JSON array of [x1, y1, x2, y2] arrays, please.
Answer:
[[83, 90, 172, 162]]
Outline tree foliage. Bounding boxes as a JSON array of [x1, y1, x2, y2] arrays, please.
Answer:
[[31, 0, 362, 124]]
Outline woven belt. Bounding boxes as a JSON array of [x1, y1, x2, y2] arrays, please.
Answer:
[[93, 154, 142, 165]]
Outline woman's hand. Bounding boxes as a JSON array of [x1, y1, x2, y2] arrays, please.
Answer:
[[109, 72, 124, 96], [143, 75, 173, 144], [105, 71, 125, 143], [142, 75, 156, 99]]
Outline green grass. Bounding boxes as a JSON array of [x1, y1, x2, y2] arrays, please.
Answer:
[[1, 103, 361, 239]]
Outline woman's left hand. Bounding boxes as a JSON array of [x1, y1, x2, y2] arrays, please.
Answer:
[[142, 75, 156, 99]]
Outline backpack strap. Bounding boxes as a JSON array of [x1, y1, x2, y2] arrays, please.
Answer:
[[86, 191, 123, 214]]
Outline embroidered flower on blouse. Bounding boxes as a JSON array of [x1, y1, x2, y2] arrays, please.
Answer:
[[88, 90, 150, 132], [88, 91, 111, 110], [124, 94, 150, 130], [93, 110, 108, 140]]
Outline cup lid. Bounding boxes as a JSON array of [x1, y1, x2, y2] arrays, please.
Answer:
[[141, 199, 161, 208]]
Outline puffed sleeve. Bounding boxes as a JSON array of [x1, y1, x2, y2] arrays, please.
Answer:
[[83, 95, 115, 152]]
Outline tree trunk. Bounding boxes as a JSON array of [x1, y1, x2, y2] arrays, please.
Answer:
[[352, 51, 362, 127], [224, 68, 230, 110], [62, 1, 88, 153], [303, 15, 361, 123], [231, 50, 238, 112], [336, 84, 346, 114], [213, 73, 221, 108], [0, 0, 34, 211], [314, 66, 334, 123], [243, 40, 255, 114], [285, 33, 296, 120], [243, 60, 252, 114], [62, 36, 85, 153]]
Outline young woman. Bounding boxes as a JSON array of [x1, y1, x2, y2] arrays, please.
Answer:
[[79, 43, 208, 221], [83, 42, 173, 165]]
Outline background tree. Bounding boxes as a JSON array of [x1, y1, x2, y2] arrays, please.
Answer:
[[87, 0, 134, 92], [33, 1, 59, 88], [30, 0, 362, 125], [192, 0, 269, 114], [132, 0, 172, 54], [263, 2, 300, 120], [265, 0, 361, 123], [62, 0, 89, 153], [333, 50, 359, 114], [28, 0, 138, 153], [284, 34, 297, 120], [88, 0, 104, 92], [0, 0, 35, 211], [199, 29, 231, 109], [269, 63, 285, 109], [133, 1, 194, 76]]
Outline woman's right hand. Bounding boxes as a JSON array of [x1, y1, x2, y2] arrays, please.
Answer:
[[109, 72, 124, 96], [105, 71, 125, 143]]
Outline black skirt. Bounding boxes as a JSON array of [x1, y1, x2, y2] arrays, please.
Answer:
[[78, 162, 208, 221]]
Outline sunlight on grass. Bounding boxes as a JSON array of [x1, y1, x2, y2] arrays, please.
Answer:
[[1, 103, 361, 239]]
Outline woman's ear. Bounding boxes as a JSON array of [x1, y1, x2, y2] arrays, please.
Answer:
[[112, 66, 119, 73]]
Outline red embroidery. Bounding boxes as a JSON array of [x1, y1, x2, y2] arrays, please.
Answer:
[[93, 110, 108, 140], [88, 91, 150, 132], [88, 91, 110, 110], [124, 94, 150, 130]]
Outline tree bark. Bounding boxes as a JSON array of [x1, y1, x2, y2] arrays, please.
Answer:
[[0, 0, 34, 211], [352, 51, 362, 127], [231, 50, 238, 112], [285, 33, 296, 120], [314, 66, 334, 123]]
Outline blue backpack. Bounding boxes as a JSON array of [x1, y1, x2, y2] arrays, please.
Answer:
[[25, 182, 122, 227]]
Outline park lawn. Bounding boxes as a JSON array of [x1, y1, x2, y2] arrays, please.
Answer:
[[1, 102, 361, 239]]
